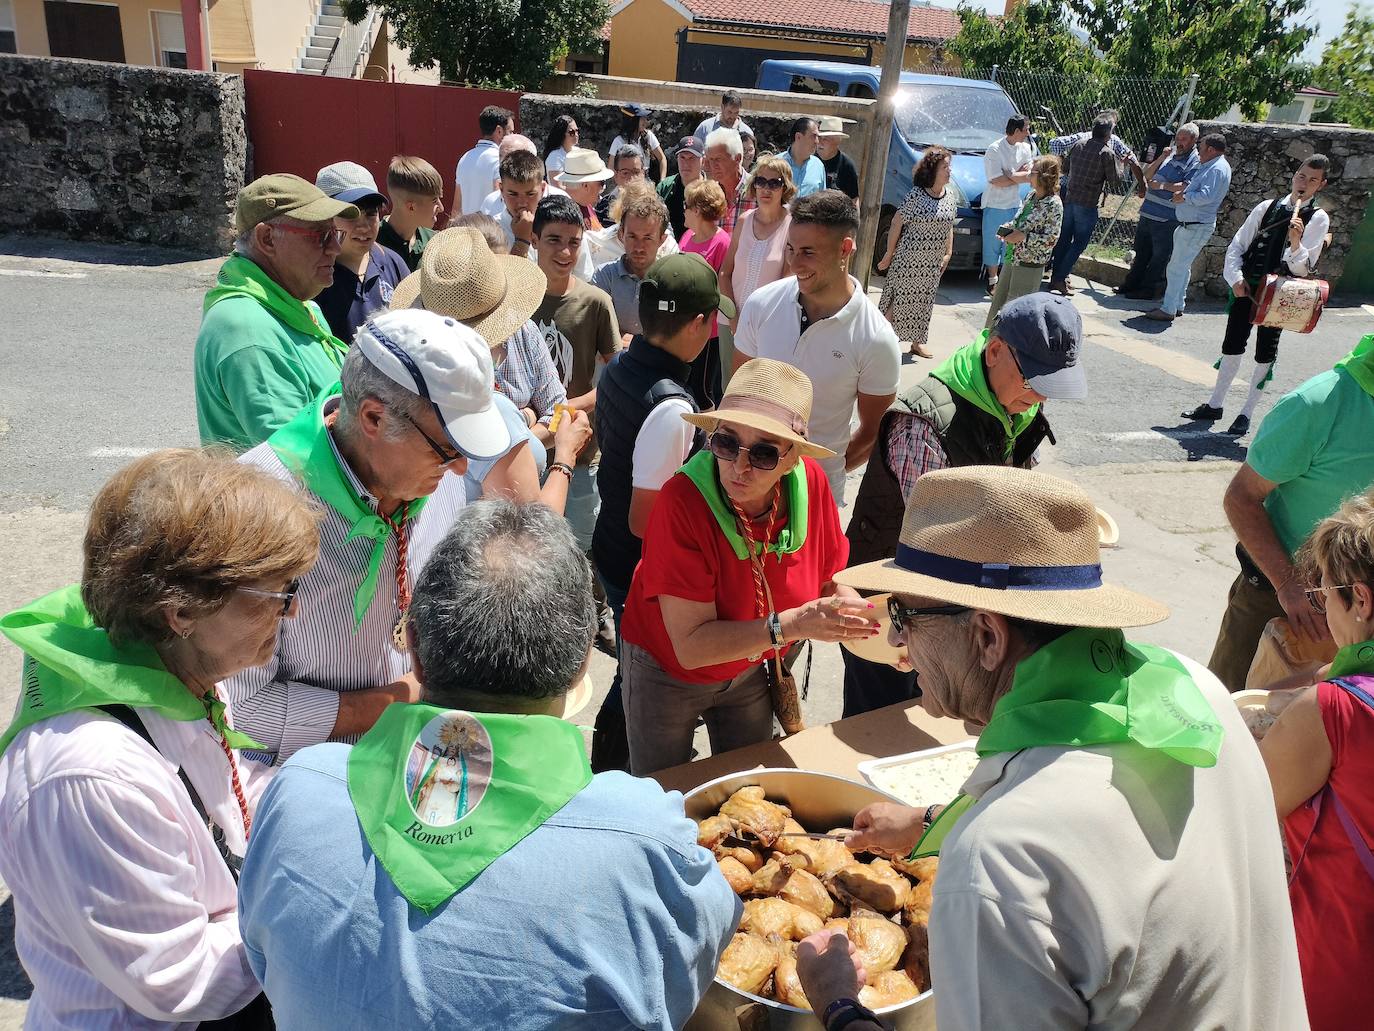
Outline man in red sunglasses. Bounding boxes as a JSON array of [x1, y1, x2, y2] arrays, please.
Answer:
[[195, 174, 360, 452]]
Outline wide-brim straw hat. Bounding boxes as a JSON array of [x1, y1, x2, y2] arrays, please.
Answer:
[[682, 357, 835, 460], [556, 147, 615, 184], [390, 227, 546, 347], [836, 466, 1168, 628]]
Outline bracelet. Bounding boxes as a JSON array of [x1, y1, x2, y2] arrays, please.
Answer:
[[549, 462, 575, 481], [767, 611, 784, 649], [923, 803, 940, 826], [821, 997, 881, 1031]]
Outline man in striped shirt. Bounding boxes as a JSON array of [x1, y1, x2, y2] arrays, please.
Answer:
[[224, 310, 525, 763]]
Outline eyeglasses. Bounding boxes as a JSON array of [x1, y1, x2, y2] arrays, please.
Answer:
[[271, 223, 345, 249], [568, 127, 580, 135], [888, 596, 971, 636], [1306, 585, 1355, 614], [753, 177, 786, 191], [708, 431, 792, 471], [398, 409, 463, 465], [237, 580, 301, 617]]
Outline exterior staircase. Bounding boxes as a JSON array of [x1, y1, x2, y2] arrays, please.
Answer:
[[295, 2, 350, 74]]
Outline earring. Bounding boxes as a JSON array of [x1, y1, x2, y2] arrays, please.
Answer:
[[180, 627, 193, 639]]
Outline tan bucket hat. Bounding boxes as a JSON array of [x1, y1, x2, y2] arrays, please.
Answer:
[[682, 357, 835, 460], [835, 466, 1169, 628], [389, 228, 547, 347], [817, 116, 850, 139], [555, 148, 615, 184]]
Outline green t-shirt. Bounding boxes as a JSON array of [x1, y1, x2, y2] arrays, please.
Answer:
[[194, 294, 344, 452], [1247, 366, 1374, 557]]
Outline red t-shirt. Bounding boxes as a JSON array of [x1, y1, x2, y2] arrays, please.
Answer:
[[621, 457, 849, 685], [1283, 677, 1374, 1031]]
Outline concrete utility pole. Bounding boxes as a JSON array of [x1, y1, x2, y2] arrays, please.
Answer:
[[854, 0, 911, 290]]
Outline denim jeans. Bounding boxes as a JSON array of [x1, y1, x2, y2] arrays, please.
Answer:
[[1162, 221, 1214, 315], [589, 575, 630, 773], [1120, 217, 1175, 295], [563, 463, 599, 553], [1049, 202, 1099, 282], [981, 206, 1019, 270]]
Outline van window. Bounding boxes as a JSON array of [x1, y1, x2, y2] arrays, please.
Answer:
[[846, 83, 876, 100], [788, 74, 840, 97]]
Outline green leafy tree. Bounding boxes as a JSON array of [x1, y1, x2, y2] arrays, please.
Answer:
[[1065, 0, 1315, 119], [1311, 4, 1374, 128], [340, 0, 610, 89], [948, 1, 1102, 80]]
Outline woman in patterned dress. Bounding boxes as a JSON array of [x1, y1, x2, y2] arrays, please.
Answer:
[[985, 155, 1063, 327], [877, 146, 957, 359]]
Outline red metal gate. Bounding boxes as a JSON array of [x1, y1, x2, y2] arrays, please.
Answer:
[[243, 69, 522, 203]]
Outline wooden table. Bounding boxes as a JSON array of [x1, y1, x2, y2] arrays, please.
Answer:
[[652, 699, 972, 793]]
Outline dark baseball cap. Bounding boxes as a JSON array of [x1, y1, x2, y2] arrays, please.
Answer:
[[676, 136, 705, 158], [639, 253, 736, 323], [991, 293, 1086, 400]]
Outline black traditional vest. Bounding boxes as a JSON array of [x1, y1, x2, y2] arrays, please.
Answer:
[[592, 336, 700, 591], [1241, 196, 1318, 284], [847, 375, 1053, 567]]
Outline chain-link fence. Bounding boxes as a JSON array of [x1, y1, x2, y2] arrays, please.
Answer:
[[914, 63, 1198, 263]]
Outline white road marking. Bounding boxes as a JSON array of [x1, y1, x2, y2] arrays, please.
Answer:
[[1092, 429, 1233, 444], [89, 446, 156, 458], [0, 268, 87, 279]]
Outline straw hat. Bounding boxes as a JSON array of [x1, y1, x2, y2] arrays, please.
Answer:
[[835, 466, 1168, 628], [555, 148, 615, 184], [683, 358, 836, 460], [389, 228, 546, 348], [817, 116, 850, 139]]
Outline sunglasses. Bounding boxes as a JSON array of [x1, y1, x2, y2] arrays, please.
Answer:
[[708, 431, 792, 471], [398, 409, 463, 465], [237, 579, 301, 617], [271, 223, 345, 249], [753, 177, 786, 191], [1305, 584, 1356, 614], [888, 596, 971, 636]]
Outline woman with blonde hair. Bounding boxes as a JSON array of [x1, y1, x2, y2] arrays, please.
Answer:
[[720, 154, 795, 334], [985, 155, 1063, 326], [680, 177, 731, 409], [0, 449, 320, 1028], [1261, 485, 1374, 1031], [877, 146, 957, 359]]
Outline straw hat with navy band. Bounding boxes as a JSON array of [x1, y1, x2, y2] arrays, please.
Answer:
[[682, 358, 836, 461], [835, 465, 1168, 628]]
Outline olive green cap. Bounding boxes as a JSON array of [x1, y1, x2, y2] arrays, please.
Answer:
[[234, 173, 360, 234], [638, 252, 736, 325]]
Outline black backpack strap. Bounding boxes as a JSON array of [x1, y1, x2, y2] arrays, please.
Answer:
[[646, 377, 705, 456], [99, 705, 243, 880]]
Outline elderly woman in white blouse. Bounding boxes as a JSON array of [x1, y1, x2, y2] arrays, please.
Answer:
[[0, 449, 319, 1029]]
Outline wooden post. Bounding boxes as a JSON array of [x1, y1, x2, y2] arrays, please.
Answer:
[[854, 0, 911, 289]]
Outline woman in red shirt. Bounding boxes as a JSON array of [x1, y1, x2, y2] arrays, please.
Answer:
[[619, 358, 883, 776], [1261, 487, 1374, 1031]]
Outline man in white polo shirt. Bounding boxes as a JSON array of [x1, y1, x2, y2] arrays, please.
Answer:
[[452, 105, 512, 217], [732, 190, 900, 505]]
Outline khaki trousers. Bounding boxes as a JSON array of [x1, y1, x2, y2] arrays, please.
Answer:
[[1207, 573, 1285, 692]]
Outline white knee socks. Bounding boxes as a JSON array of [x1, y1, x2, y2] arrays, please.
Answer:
[[1240, 361, 1275, 419], [1208, 354, 1244, 409]]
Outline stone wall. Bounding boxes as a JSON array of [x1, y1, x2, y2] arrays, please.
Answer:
[[0, 55, 247, 254], [1190, 120, 1374, 298]]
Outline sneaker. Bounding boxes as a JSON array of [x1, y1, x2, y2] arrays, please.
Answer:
[[1145, 308, 1176, 322], [1182, 404, 1223, 421], [1225, 414, 1251, 436]]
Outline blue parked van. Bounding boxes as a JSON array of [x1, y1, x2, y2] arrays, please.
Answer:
[[756, 60, 1027, 273]]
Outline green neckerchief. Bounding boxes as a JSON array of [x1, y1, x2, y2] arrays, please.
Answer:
[[347, 702, 592, 913], [0, 585, 262, 755], [1002, 194, 1036, 264], [1335, 333, 1374, 400], [1329, 637, 1374, 678], [931, 332, 1041, 458], [679, 450, 809, 561], [268, 388, 428, 628], [204, 254, 348, 367], [911, 627, 1222, 858]]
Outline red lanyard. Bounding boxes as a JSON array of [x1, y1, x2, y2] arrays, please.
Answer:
[[380, 502, 413, 650], [204, 692, 252, 840], [730, 483, 782, 623]]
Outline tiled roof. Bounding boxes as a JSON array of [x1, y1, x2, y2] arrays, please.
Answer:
[[685, 0, 964, 42]]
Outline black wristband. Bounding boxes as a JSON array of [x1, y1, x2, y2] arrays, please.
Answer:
[[822, 997, 881, 1031]]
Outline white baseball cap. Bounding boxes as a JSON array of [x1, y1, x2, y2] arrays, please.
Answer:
[[354, 309, 513, 461]]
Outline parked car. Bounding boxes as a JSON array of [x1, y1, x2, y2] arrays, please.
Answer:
[[756, 60, 1029, 273]]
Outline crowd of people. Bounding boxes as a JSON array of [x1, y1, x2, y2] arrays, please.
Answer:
[[0, 88, 1370, 1031]]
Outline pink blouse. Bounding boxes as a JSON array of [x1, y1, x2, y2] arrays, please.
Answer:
[[730, 209, 790, 309]]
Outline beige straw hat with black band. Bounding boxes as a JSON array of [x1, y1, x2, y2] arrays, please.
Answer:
[[682, 358, 835, 460], [389, 228, 547, 348], [835, 465, 1169, 628]]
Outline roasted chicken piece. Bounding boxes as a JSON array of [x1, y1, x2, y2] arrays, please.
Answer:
[[902, 916, 930, 992], [859, 969, 922, 1009], [844, 913, 907, 974], [774, 821, 857, 877], [718, 856, 753, 895], [903, 875, 934, 921], [827, 858, 911, 913], [717, 844, 765, 873], [717, 933, 780, 996], [750, 854, 806, 896], [740, 897, 824, 941], [890, 854, 939, 882], [774, 951, 810, 1009], [779, 867, 838, 920], [698, 814, 735, 849], [719, 786, 790, 847]]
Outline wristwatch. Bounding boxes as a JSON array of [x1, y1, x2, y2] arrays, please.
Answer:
[[822, 997, 881, 1031], [766, 611, 784, 649]]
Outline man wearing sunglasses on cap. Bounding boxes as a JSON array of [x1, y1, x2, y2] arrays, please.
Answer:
[[196, 174, 362, 452], [222, 308, 520, 767], [842, 293, 1087, 717]]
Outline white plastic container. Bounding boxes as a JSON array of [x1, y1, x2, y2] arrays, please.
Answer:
[[857, 739, 980, 807]]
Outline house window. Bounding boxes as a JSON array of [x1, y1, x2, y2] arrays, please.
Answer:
[[152, 10, 187, 68], [0, 0, 16, 54], [43, 1, 126, 62]]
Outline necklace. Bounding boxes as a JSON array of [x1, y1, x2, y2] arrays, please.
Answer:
[[379, 501, 413, 651]]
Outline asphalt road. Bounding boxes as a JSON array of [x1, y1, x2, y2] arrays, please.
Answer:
[[0, 233, 1370, 1024]]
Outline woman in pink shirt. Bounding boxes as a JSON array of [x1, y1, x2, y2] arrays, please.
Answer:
[[679, 178, 731, 409], [720, 155, 794, 336]]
